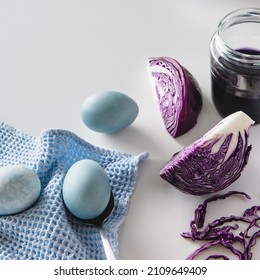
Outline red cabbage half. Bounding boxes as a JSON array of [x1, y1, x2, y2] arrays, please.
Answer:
[[147, 56, 202, 137], [160, 111, 254, 195]]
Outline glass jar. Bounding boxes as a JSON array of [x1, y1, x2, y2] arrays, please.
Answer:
[[210, 8, 260, 123]]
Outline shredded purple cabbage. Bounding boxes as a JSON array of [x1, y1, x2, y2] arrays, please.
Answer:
[[206, 254, 230, 260], [148, 57, 202, 138], [160, 131, 252, 195], [182, 191, 260, 260]]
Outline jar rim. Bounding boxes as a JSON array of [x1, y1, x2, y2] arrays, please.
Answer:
[[215, 7, 260, 66]]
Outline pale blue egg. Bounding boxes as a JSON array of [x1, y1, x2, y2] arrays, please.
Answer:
[[0, 165, 41, 215], [81, 91, 139, 133], [62, 159, 111, 220]]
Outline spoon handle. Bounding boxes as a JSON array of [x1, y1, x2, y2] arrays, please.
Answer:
[[99, 226, 117, 260]]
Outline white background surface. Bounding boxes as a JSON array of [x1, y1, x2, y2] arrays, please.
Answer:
[[1, 0, 260, 260]]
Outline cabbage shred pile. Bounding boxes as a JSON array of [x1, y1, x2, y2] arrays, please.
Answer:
[[182, 191, 260, 260]]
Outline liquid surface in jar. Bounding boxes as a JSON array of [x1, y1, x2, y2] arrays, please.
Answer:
[[236, 48, 260, 55], [211, 48, 260, 123]]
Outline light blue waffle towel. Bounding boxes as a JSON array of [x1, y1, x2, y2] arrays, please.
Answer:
[[0, 121, 148, 260]]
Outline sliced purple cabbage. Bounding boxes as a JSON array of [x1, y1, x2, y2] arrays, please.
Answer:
[[160, 111, 254, 195], [182, 191, 260, 260], [147, 57, 202, 138]]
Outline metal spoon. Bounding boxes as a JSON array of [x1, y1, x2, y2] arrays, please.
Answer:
[[64, 191, 117, 260]]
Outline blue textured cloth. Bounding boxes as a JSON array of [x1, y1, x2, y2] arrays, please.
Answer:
[[0, 121, 148, 260]]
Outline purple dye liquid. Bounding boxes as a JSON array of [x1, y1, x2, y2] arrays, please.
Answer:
[[236, 48, 260, 55], [211, 48, 260, 123]]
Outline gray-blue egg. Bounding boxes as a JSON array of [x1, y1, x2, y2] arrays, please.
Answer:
[[0, 165, 41, 215], [62, 159, 111, 220], [81, 91, 139, 133]]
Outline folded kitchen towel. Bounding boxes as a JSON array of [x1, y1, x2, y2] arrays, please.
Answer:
[[0, 121, 148, 260]]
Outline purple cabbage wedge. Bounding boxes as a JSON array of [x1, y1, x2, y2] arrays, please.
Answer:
[[160, 111, 254, 195], [147, 56, 202, 137]]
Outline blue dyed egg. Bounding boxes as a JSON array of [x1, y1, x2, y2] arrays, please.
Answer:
[[0, 165, 41, 215], [81, 91, 139, 133], [62, 159, 111, 220]]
